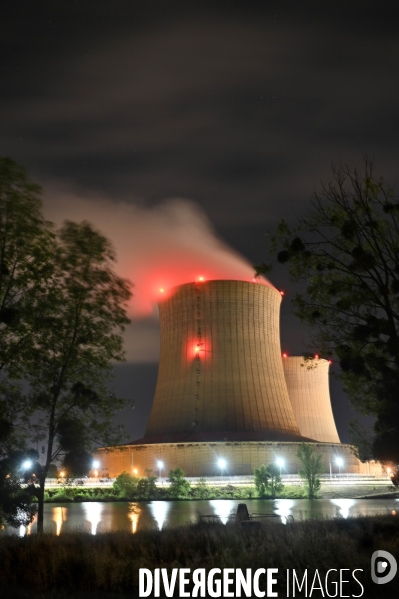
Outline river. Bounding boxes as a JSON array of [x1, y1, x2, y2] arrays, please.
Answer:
[[2, 498, 398, 536]]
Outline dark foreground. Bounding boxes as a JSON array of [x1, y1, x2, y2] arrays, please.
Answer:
[[0, 515, 398, 598]]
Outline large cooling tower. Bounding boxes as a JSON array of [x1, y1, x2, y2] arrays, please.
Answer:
[[282, 356, 340, 443], [145, 280, 302, 441]]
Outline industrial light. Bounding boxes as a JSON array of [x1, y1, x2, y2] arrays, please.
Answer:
[[335, 457, 344, 467], [22, 460, 32, 470], [92, 460, 100, 469], [157, 460, 164, 469]]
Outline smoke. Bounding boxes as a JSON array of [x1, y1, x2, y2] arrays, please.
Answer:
[[43, 188, 271, 361]]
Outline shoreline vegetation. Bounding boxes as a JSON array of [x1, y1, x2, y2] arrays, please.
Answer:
[[41, 469, 396, 503], [1, 515, 398, 597], [43, 483, 306, 503]]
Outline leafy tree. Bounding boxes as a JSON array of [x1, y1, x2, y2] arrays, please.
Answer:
[[296, 443, 324, 498], [194, 477, 210, 499], [254, 463, 283, 498], [265, 463, 283, 498], [113, 471, 139, 498], [257, 159, 399, 462], [0, 450, 37, 527], [62, 450, 93, 478], [254, 464, 270, 497], [25, 220, 132, 532], [137, 469, 157, 499], [167, 467, 191, 498], [0, 157, 53, 376]]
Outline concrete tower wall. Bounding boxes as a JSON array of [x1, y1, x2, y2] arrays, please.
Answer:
[[283, 356, 340, 443], [146, 280, 301, 439]]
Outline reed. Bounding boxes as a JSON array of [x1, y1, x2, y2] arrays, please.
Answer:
[[0, 515, 398, 597]]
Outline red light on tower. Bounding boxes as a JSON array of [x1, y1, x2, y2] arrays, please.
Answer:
[[328, 360, 333, 365], [282, 352, 288, 358], [314, 354, 319, 359]]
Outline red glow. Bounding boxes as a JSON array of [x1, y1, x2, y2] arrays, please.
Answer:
[[328, 359, 333, 364], [282, 352, 288, 358], [159, 288, 164, 293], [280, 290, 285, 296], [198, 276, 204, 281], [187, 338, 211, 362], [314, 354, 319, 359]]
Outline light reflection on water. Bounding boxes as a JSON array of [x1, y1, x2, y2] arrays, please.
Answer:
[[3, 498, 398, 536], [82, 502, 104, 535], [330, 499, 356, 519], [51, 506, 66, 535], [149, 501, 171, 529], [128, 503, 141, 533], [274, 499, 295, 523]]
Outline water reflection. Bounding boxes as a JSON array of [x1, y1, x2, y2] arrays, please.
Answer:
[[82, 502, 104, 535], [51, 506, 66, 535], [274, 499, 295, 523], [149, 501, 171, 529], [330, 499, 356, 519], [19, 515, 36, 537], [3, 498, 399, 536], [209, 499, 235, 523], [128, 503, 141, 533]]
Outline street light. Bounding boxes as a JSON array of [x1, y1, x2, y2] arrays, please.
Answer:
[[92, 460, 100, 469], [276, 457, 285, 476], [157, 460, 164, 479], [218, 458, 226, 478], [22, 460, 32, 470], [335, 457, 344, 476]]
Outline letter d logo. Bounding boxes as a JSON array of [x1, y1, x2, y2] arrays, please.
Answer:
[[371, 550, 397, 585]]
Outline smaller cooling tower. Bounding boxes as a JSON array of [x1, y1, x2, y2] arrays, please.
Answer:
[[282, 356, 340, 443]]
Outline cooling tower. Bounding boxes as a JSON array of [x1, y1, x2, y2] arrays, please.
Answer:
[[282, 356, 340, 443], [145, 279, 302, 441]]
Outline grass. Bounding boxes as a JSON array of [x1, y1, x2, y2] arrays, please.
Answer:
[[0, 515, 398, 597]]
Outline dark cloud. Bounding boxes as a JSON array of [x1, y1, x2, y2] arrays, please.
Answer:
[[2, 0, 399, 441]]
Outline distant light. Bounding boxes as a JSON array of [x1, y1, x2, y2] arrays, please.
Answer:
[[59, 471, 65, 477], [218, 458, 226, 469], [133, 468, 138, 475], [198, 276, 204, 281], [22, 460, 32, 470], [280, 290, 285, 296], [92, 460, 100, 469], [276, 458, 285, 468], [328, 360, 333, 364], [282, 352, 288, 358], [335, 457, 344, 467], [314, 354, 319, 359], [157, 460, 164, 469], [387, 467, 392, 474]]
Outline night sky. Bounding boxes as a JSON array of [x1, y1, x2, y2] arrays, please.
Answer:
[[2, 1, 399, 443]]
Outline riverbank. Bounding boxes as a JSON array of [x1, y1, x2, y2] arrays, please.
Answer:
[[1, 515, 398, 598], [43, 482, 396, 502]]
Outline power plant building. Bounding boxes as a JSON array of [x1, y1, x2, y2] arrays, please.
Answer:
[[97, 279, 382, 477]]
